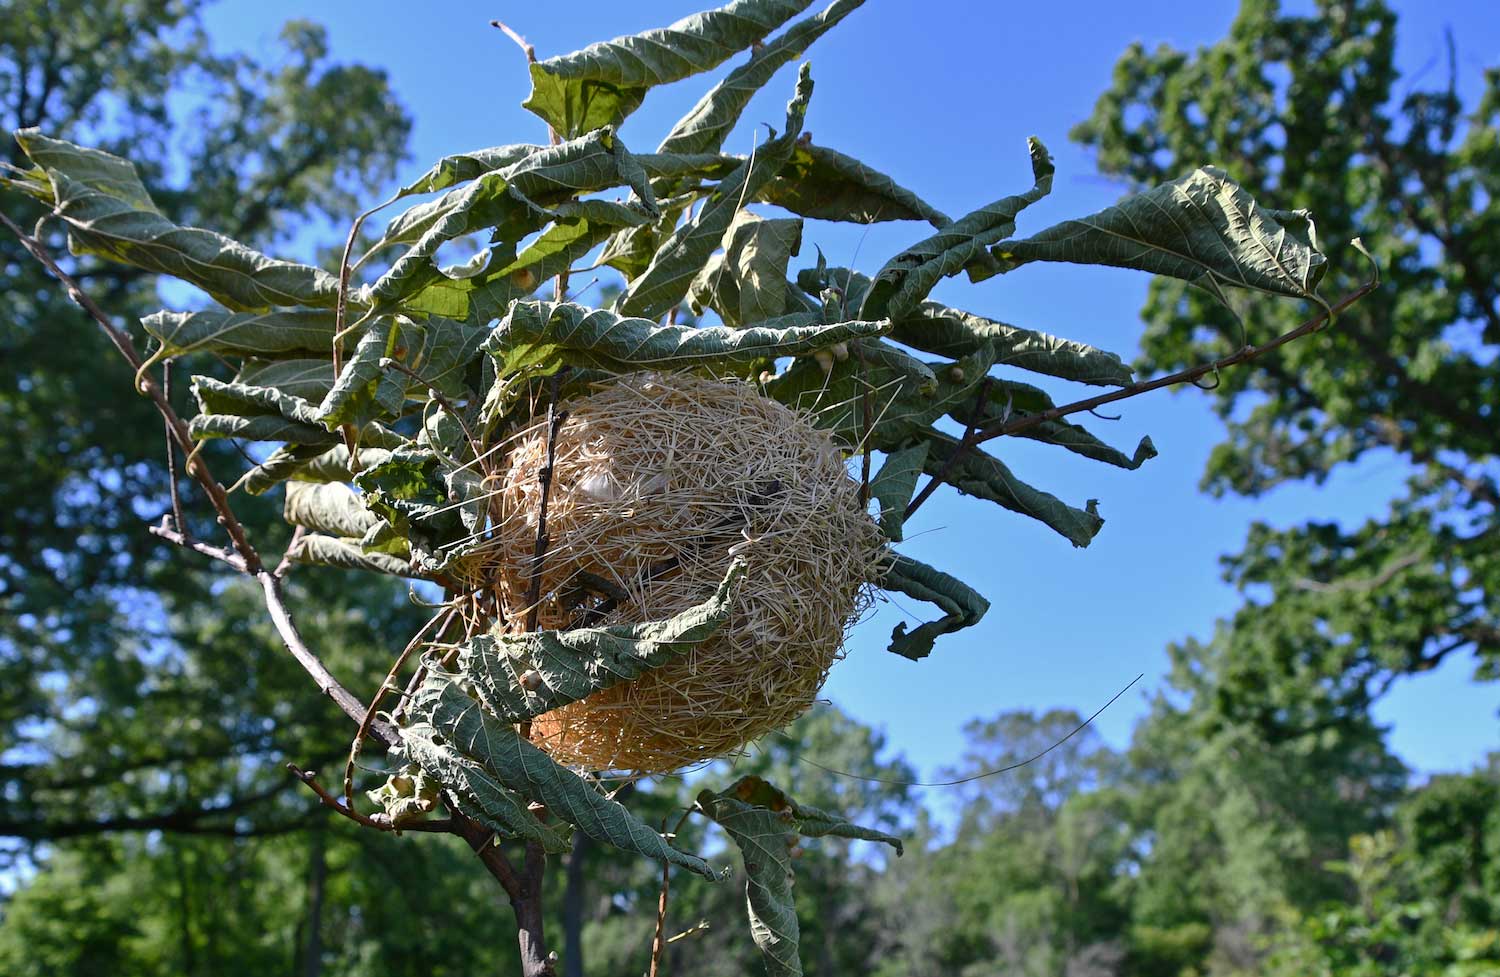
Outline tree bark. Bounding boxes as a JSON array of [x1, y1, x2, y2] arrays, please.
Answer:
[[514, 841, 554, 977], [561, 830, 591, 977]]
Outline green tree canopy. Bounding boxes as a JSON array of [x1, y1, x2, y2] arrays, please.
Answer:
[[1074, 0, 1500, 738]]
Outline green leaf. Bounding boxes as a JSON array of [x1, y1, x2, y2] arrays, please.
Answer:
[[235, 359, 335, 402], [761, 143, 948, 226], [991, 167, 1328, 303], [860, 137, 1055, 321], [481, 299, 886, 387], [286, 533, 414, 577], [13, 129, 340, 310], [189, 376, 338, 445], [879, 553, 990, 660], [764, 338, 984, 450], [956, 379, 1157, 469], [617, 63, 814, 320], [394, 143, 540, 196], [799, 265, 1134, 387], [283, 482, 379, 538], [659, 0, 865, 156], [317, 318, 407, 428], [890, 302, 1134, 386], [689, 211, 803, 325], [397, 725, 573, 852], [142, 308, 337, 358], [458, 560, 745, 723], [410, 675, 718, 878], [920, 431, 1105, 547], [867, 444, 929, 542], [240, 443, 333, 495], [523, 0, 815, 139], [695, 776, 901, 977]]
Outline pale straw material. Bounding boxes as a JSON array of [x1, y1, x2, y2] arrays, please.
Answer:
[[458, 372, 885, 774]]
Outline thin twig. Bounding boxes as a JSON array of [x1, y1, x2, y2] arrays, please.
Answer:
[[856, 343, 873, 509], [262, 571, 399, 747], [973, 280, 1378, 447], [905, 278, 1379, 522], [2, 211, 263, 572], [162, 361, 185, 533], [904, 377, 993, 520], [344, 606, 457, 809], [649, 809, 693, 977], [150, 518, 247, 572], [274, 525, 307, 579], [524, 376, 567, 633]]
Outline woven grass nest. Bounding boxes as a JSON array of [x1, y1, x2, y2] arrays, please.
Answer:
[[460, 371, 885, 774]]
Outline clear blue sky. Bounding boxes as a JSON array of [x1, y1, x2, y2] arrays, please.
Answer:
[[201, 0, 1499, 783]]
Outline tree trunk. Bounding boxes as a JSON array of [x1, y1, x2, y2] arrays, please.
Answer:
[[301, 830, 327, 977], [562, 830, 591, 977], [514, 841, 554, 977]]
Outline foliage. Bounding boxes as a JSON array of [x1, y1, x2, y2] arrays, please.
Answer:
[[8, 1, 1492, 976], [1074, 0, 1500, 738]]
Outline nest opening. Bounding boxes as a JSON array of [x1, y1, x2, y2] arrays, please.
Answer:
[[451, 372, 885, 774]]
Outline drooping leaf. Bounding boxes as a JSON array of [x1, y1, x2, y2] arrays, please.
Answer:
[[459, 560, 745, 723], [859, 137, 1055, 321], [396, 725, 573, 852], [363, 128, 658, 314], [991, 167, 1328, 303], [798, 265, 1135, 387], [189, 376, 339, 445], [761, 143, 948, 226], [317, 318, 408, 428], [617, 63, 813, 320], [523, 0, 815, 139], [695, 775, 901, 977], [394, 143, 540, 196], [920, 431, 1104, 547], [689, 210, 803, 325], [410, 675, 719, 878], [891, 301, 1134, 386], [235, 358, 336, 402], [283, 482, 379, 538], [375, 127, 654, 252], [286, 533, 414, 577], [764, 338, 985, 449], [481, 299, 886, 389], [13, 129, 341, 310], [954, 378, 1157, 469], [879, 552, 990, 660], [658, 0, 864, 156], [143, 308, 337, 358], [867, 443, 929, 541], [240, 443, 333, 495]]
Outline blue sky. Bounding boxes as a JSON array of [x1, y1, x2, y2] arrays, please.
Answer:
[[201, 0, 1500, 784]]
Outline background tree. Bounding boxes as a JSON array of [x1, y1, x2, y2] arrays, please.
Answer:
[[1073, 0, 1500, 739]]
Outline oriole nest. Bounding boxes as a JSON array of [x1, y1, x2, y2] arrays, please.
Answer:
[[450, 371, 885, 774]]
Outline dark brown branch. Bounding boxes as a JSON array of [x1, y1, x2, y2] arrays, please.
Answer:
[[162, 361, 186, 532], [525, 378, 568, 633], [149, 519, 247, 572], [904, 376, 993, 520], [286, 763, 456, 834], [261, 572, 399, 747], [976, 281, 1378, 446], [344, 607, 456, 809]]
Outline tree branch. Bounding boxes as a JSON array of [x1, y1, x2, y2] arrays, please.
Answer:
[[973, 280, 1379, 448]]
